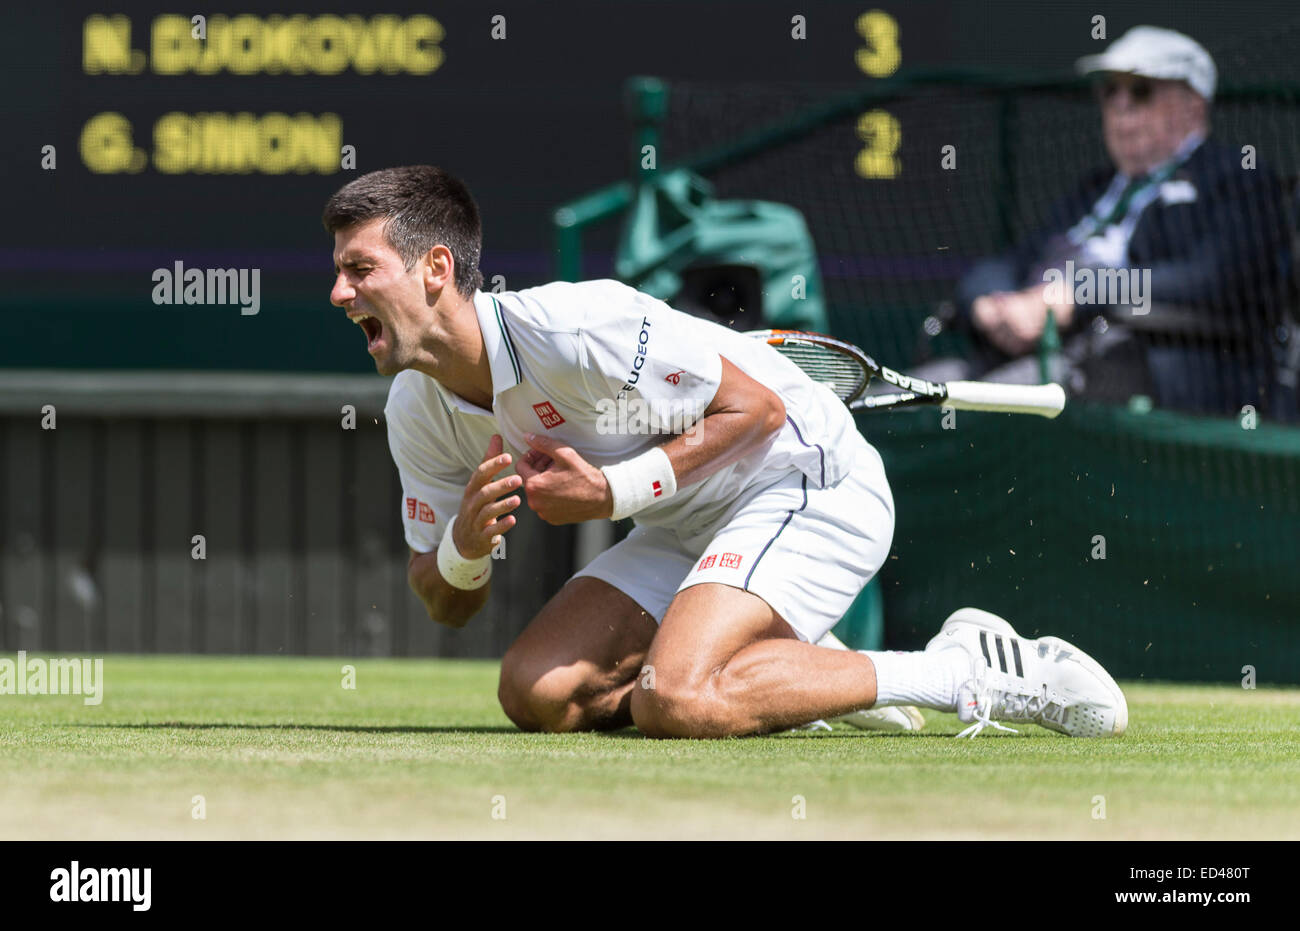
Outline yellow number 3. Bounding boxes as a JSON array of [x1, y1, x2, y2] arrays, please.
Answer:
[[855, 10, 901, 77], [856, 110, 901, 179]]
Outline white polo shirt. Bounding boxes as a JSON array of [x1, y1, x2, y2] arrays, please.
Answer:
[[386, 279, 862, 553]]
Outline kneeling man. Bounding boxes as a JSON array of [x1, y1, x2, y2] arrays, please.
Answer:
[[324, 166, 1128, 740]]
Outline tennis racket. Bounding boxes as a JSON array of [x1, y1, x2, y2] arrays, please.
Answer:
[[749, 329, 1066, 418]]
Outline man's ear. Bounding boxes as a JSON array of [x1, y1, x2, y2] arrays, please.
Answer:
[[422, 244, 455, 294]]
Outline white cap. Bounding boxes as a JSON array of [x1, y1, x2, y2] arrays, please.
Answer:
[[1076, 26, 1217, 100]]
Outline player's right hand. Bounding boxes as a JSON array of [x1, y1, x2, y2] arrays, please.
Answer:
[[453, 434, 523, 560]]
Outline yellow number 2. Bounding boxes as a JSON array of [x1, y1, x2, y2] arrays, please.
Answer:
[[855, 110, 901, 179]]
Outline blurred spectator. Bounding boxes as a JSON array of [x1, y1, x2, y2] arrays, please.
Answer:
[[918, 26, 1296, 418]]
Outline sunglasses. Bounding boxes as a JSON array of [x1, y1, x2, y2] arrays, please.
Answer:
[[1097, 77, 1155, 104]]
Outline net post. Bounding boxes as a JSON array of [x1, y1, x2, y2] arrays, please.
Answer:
[[1039, 307, 1060, 384], [554, 206, 581, 281]]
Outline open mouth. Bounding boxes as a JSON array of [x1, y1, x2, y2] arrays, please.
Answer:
[[350, 313, 385, 353]]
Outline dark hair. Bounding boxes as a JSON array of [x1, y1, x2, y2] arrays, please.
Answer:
[[322, 165, 484, 297]]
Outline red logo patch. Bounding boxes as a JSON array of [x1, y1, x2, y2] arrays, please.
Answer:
[[652, 480, 663, 498], [406, 497, 418, 519], [698, 554, 717, 571], [719, 552, 743, 569], [417, 502, 436, 523], [532, 400, 566, 429], [664, 370, 685, 385]]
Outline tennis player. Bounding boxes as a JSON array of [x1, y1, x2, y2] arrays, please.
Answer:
[[324, 165, 1128, 739]]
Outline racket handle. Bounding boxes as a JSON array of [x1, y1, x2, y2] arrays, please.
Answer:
[[943, 381, 1067, 418]]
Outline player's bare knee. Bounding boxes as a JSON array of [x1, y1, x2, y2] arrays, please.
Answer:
[[498, 648, 551, 731], [499, 652, 593, 733], [629, 687, 673, 737], [631, 677, 722, 738], [500, 684, 575, 733], [497, 662, 543, 732]]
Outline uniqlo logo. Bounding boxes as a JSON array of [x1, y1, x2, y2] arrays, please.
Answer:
[[417, 502, 435, 523], [698, 554, 717, 571], [406, 497, 418, 519], [652, 480, 663, 498], [532, 400, 566, 429], [719, 552, 743, 569]]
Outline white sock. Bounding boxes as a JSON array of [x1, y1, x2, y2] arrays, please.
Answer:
[[861, 649, 970, 711]]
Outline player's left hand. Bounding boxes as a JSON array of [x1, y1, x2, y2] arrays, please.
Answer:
[[515, 433, 614, 525]]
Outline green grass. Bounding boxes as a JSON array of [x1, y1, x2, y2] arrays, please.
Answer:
[[2, 655, 1298, 839]]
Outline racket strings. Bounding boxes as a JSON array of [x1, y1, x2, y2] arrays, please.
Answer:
[[770, 343, 869, 401]]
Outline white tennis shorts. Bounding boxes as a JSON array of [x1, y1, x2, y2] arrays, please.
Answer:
[[573, 436, 895, 643]]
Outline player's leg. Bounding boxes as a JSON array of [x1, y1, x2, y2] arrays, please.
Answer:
[[632, 591, 1129, 740], [497, 524, 692, 733], [631, 443, 900, 737], [626, 448, 1124, 738], [631, 581, 886, 737], [629, 440, 1125, 738], [630, 439, 978, 737], [813, 630, 925, 731], [497, 576, 656, 733]]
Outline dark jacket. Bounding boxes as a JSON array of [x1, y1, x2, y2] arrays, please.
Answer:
[[957, 139, 1295, 415]]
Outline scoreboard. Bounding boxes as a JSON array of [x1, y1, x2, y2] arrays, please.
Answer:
[[4, 0, 1292, 371]]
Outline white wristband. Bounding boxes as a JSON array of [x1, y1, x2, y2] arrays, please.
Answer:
[[437, 516, 493, 590], [600, 446, 678, 521]]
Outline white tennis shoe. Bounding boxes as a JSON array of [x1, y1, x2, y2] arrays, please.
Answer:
[[833, 705, 926, 732], [925, 607, 1128, 738], [792, 706, 925, 733]]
